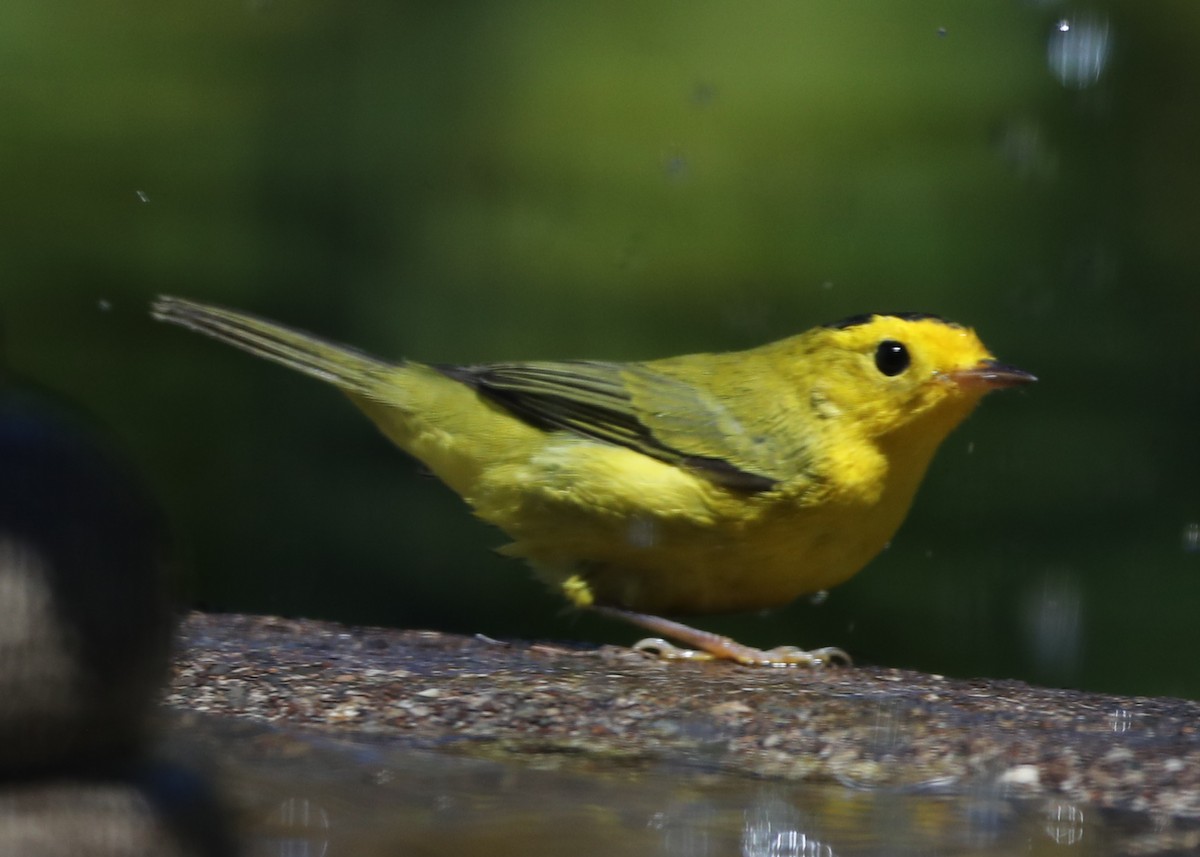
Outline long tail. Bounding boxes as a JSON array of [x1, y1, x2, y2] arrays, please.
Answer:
[[151, 296, 394, 397]]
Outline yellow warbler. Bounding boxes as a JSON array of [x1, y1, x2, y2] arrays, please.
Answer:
[[152, 298, 1033, 666]]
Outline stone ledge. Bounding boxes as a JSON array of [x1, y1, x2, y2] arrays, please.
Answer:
[[168, 611, 1200, 819]]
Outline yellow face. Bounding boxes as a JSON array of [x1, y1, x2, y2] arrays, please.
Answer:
[[804, 313, 1020, 440]]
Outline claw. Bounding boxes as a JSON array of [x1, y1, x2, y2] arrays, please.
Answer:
[[632, 637, 717, 661], [594, 605, 851, 668], [757, 645, 852, 667]]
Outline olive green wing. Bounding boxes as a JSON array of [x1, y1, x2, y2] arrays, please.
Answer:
[[436, 360, 786, 492]]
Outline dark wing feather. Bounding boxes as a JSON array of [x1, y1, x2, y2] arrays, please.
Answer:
[[436, 360, 778, 492]]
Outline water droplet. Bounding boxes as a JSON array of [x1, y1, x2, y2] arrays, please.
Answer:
[[656, 800, 715, 856], [1108, 707, 1133, 733], [691, 82, 716, 107], [1022, 569, 1083, 679], [994, 117, 1058, 180], [626, 515, 658, 549], [1182, 522, 1200, 553], [1044, 800, 1085, 846], [97, 299, 112, 312], [662, 148, 689, 180], [866, 697, 908, 758], [268, 797, 330, 857], [1047, 13, 1111, 89], [742, 796, 832, 857], [135, 190, 150, 203]]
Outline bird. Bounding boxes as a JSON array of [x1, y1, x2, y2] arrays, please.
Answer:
[[152, 297, 1034, 666]]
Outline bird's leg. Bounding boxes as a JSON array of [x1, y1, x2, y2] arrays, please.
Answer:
[[589, 605, 850, 668]]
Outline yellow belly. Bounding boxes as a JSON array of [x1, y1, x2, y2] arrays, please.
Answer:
[[468, 435, 909, 616]]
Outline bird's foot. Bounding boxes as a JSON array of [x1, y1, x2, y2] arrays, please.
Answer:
[[591, 605, 850, 668], [632, 637, 849, 667]]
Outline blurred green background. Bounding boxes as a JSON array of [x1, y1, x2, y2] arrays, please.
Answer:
[[4, 1, 1198, 698]]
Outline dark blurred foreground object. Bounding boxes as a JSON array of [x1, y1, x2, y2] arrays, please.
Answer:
[[0, 379, 234, 856], [0, 386, 171, 771]]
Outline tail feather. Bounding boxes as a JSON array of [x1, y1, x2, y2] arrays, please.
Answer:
[[151, 296, 394, 397]]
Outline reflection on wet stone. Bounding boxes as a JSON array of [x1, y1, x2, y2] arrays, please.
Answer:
[[653, 800, 716, 857], [260, 797, 330, 857], [1044, 799, 1086, 847], [742, 794, 833, 857]]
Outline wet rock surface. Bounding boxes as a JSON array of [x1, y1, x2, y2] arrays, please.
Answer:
[[170, 611, 1200, 821]]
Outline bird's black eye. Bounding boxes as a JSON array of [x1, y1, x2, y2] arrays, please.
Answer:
[[874, 340, 910, 376]]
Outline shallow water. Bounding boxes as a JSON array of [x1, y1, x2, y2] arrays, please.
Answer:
[[168, 714, 1194, 857]]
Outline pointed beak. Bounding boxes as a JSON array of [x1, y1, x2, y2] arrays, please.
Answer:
[[949, 359, 1037, 391]]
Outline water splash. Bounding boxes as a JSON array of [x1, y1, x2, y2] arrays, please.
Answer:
[[1047, 14, 1111, 89], [265, 797, 331, 857], [1044, 800, 1086, 846], [742, 795, 833, 857]]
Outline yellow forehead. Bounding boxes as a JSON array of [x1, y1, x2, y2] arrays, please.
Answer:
[[826, 314, 992, 371]]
